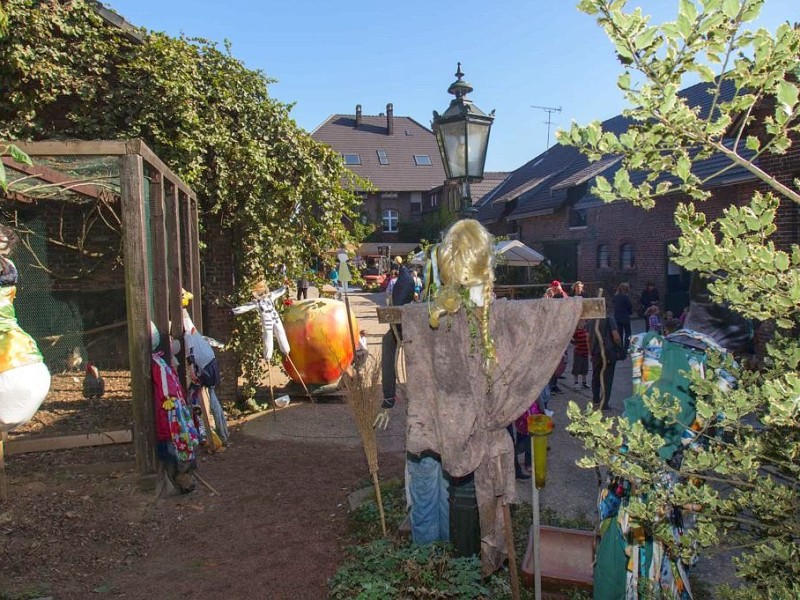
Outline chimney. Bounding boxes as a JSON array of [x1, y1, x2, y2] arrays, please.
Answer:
[[355, 104, 362, 128], [386, 103, 394, 135]]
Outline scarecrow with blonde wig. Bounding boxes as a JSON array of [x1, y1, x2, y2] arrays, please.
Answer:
[[377, 219, 585, 574]]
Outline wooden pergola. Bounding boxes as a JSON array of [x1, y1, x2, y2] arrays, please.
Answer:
[[8, 139, 202, 487]]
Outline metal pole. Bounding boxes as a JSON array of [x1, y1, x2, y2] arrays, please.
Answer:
[[531, 436, 542, 600]]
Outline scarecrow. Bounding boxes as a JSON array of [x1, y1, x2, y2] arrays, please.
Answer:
[[151, 323, 200, 493], [593, 275, 753, 599], [232, 281, 290, 362], [232, 281, 311, 403], [181, 289, 229, 446], [379, 219, 584, 575], [0, 224, 51, 433]]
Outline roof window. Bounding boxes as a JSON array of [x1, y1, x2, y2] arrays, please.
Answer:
[[414, 154, 432, 166], [343, 153, 361, 165], [377, 150, 389, 165]]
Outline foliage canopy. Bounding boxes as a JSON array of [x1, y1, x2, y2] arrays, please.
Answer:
[[0, 0, 366, 396], [560, 1, 800, 597]]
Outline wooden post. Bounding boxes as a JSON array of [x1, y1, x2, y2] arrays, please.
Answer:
[[179, 192, 197, 327], [0, 431, 7, 502], [188, 196, 202, 331], [164, 182, 187, 386], [149, 171, 170, 356], [119, 153, 158, 484]]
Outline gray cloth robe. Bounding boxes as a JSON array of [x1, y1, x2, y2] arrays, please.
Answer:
[[401, 297, 583, 574]]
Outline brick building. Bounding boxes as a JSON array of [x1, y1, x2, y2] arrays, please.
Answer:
[[477, 79, 800, 315], [311, 104, 451, 243]]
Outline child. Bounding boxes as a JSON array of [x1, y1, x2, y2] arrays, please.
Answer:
[[354, 329, 369, 369], [413, 270, 423, 302], [646, 304, 662, 334], [571, 319, 590, 390]]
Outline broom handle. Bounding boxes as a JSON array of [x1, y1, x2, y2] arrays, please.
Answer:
[[372, 470, 387, 537], [503, 503, 521, 600], [267, 362, 276, 421]]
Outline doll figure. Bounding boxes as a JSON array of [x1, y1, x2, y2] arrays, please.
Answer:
[[231, 281, 290, 361], [0, 225, 51, 432]]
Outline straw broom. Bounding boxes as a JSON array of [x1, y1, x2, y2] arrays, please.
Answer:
[[341, 356, 387, 537]]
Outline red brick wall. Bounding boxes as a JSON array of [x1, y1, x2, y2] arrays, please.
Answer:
[[200, 219, 238, 403], [515, 143, 800, 306]]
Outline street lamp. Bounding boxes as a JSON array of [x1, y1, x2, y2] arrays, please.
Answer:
[[432, 63, 495, 217]]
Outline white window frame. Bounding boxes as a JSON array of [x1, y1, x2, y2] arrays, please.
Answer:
[[414, 154, 432, 166], [382, 209, 399, 233]]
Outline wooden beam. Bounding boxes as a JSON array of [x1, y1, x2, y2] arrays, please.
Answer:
[[189, 197, 203, 331], [149, 172, 171, 357], [0, 431, 7, 501], [179, 191, 196, 326], [119, 154, 158, 479], [5, 430, 132, 456], [165, 182, 187, 386], [10, 140, 128, 157], [126, 139, 193, 198], [376, 297, 606, 324], [1, 157, 111, 200]]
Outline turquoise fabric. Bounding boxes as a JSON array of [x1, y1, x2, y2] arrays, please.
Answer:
[[623, 339, 704, 460], [593, 518, 628, 600]]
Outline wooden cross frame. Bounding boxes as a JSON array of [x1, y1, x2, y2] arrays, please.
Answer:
[[376, 295, 605, 600], [376, 297, 606, 324]]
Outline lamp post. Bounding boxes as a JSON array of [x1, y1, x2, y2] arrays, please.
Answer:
[[432, 63, 495, 217]]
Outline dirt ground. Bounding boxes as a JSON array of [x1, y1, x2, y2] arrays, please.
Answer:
[[0, 288, 733, 598]]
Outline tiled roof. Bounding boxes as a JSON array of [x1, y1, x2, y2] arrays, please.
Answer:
[[470, 171, 510, 205], [311, 113, 446, 192], [477, 78, 757, 222]]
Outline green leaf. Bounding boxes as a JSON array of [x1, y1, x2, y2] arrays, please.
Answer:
[[676, 154, 691, 182], [7, 144, 33, 166], [775, 81, 799, 115], [721, 0, 740, 19], [745, 135, 761, 151]]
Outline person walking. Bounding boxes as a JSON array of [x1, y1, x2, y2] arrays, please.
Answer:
[[590, 315, 623, 411], [571, 319, 590, 390], [613, 282, 633, 354], [296, 272, 309, 300]]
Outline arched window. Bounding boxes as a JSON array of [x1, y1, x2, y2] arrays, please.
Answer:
[[382, 209, 398, 233]]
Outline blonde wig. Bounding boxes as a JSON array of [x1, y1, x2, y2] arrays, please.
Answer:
[[429, 219, 496, 371]]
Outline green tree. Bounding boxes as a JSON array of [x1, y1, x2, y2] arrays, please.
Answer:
[[0, 0, 366, 398], [559, 1, 800, 597]]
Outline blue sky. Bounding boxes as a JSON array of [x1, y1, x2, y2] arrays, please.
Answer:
[[107, 0, 796, 172]]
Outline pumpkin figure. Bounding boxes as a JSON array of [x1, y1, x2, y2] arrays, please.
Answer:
[[282, 298, 359, 385]]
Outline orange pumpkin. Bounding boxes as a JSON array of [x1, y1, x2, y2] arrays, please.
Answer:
[[282, 298, 359, 385]]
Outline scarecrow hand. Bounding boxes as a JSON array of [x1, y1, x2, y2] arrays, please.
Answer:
[[373, 409, 390, 430]]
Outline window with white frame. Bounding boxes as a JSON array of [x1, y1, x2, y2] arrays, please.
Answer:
[[377, 149, 389, 165], [430, 192, 438, 208], [410, 192, 422, 214], [382, 209, 399, 233], [342, 153, 361, 165], [414, 154, 432, 166]]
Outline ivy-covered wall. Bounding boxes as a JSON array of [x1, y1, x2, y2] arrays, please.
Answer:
[[0, 0, 365, 400]]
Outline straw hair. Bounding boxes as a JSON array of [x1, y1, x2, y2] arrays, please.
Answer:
[[430, 219, 496, 372]]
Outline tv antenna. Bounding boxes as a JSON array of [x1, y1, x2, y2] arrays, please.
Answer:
[[531, 105, 562, 149]]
